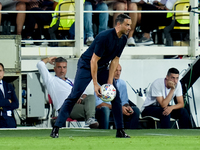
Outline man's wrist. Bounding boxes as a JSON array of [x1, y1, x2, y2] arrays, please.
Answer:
[[93, 81, 98, 86], [123, 103, 129, 107], [164, 5, 169, 10], [41, 57, 50, 64], [171, 86, 175, 90]]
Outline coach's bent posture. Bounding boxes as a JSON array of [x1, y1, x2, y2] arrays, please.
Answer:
[[141, 68, 190, 129], [0, 63, 19, 128], [50, 14, 132, 138]]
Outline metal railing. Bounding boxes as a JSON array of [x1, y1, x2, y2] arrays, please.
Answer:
[[0, 0, 199, 58]]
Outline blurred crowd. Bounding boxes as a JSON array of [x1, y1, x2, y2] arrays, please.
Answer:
[[0, 0, 188, 46]]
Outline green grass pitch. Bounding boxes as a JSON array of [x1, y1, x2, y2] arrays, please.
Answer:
[[0, 129, 200, 150]]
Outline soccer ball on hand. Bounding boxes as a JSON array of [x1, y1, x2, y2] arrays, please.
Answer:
[[100, 84, 116, 102]]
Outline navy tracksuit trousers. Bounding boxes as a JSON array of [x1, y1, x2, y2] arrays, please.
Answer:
[[55, 57, 124, 129]]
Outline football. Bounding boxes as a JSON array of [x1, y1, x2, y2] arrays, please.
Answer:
[[100, 84, 116, 102]]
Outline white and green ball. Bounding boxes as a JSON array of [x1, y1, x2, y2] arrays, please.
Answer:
[[100, 84, 116, 102]]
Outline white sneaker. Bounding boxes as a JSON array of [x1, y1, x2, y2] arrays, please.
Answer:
[[85, 118, 99, 129], [136, 36, 154, 46], [86, 37, 94, 46], [127, 37, 136, 46], [21, 36, 34, 45]]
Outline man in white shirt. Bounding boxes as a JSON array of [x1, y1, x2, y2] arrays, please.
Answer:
[[141, 67, 190, 128], [37, 57, 98, 128]]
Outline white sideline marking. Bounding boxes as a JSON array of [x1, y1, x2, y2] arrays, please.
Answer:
[[71, 130, 109, 132], [0, 127, 90, 130], [145, 133, 173, 136]]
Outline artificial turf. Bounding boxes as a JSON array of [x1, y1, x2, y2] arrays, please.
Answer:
[[0, 129, 200, 150]]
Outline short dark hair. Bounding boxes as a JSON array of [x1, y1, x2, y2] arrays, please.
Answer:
[[115, 14, 131, 26], [0, 63, 4, 71], [55, 57, 67, 63], [167, 67, 179, 76]]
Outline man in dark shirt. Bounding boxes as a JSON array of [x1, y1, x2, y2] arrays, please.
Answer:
[[50, 14, 132, 138], [0, 63, 19, 128]]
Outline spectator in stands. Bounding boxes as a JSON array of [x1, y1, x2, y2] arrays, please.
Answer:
[[136, 0, 177, 46], [141, 67, 190, 128], [24, 0, 56, 41], [0, 63, 19, 128], [0, 0, 27, 35], [95, 64, 140, 129], [37, 57, 99, 128], [112, 0, 140, 46], [84, 0, 109, 46]]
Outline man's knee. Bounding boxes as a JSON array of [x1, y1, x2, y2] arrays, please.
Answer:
[[16, 2, 26, 11], [84, 94, 95, 103], [99, 106, 110, 115], [98, 3, 108, 11], [128, 2, 137, 10], [132, 106, 140, 117], [84, 2, 92, 11], [179, 108, 190, 118], [85, 94, 95, 100], [142, 106, 164, 117], [114, 2, 126, 10]]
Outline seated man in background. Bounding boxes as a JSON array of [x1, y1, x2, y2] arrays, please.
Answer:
[[95, 64, 140, 129], [24, 0, 56, 41], [84, 0, 109, 46], [0, 63, 19, 128], [136, 0, 177, 46], [37, 57, 98, 128], [141, 67, 190, 129], [0, 0, 27, 35]]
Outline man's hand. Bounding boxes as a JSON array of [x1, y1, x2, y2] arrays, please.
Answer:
[[167, 81, 176, 89], [118, 0, 127, 3], [96, 103, 112, 109], [155, 5, 165, 10], [163, 106, 173, 116], [137, 0, 145, 4], [122, 106, 134, 116], [94, 84, 102, 98], [16, 0, 39, 3], [77, 94, 87, 104], [48, 57, 57, 65], [42, 56, 57, 64], [76, 98, 82, 104], [9, 99, 12, 103]]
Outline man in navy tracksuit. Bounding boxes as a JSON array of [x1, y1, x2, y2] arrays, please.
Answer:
[[0, 63, 19, 128], [50, 14, 132, 138]]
